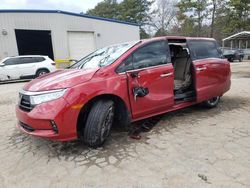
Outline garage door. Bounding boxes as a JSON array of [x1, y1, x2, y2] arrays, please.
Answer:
[[68, 31, 95, 60], [15, 29, 54, 60]]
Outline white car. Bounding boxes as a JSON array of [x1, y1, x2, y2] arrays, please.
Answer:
[[0, 55, 56, 81]]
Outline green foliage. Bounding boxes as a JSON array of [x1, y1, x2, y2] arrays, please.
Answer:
[[227, 0, 250, 32], [154, 28, 168, 37], [180, 18, 197, 37], [86, 0, 152, 24], [86, 0, 119, 19], [86, 0, 250, 41], [177, 0, 209, 37], [86, 0, 153, 39], [176, 0, 250, 41], [140, 28, 151, 39], [119, 0, 152, 23]]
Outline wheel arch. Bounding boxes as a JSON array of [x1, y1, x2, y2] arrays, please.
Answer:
[[35, 68, 50, 75], [76, 94, 131, 140]]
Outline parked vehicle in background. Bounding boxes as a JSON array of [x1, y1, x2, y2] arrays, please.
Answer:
[[0, 55, 56, 82], [16, 37, 231, 148], [223, 49, 244, 62]]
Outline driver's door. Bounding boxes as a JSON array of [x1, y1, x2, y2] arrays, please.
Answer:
[[126, 40, 174, 119]]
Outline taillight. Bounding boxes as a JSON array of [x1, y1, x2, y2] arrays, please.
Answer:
[[51, 63, 56, 66]]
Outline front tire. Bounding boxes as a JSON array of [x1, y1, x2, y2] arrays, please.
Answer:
[[84, 100, 115, 148], [36, 69, 49, 77], [203, 96, 220, 108]]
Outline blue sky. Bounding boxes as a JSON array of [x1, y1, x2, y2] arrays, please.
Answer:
[[0, 0, 104, 13]]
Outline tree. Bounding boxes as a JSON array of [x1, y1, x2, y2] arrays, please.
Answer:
[[86, 0, 119, 19], [210, 0, 231, 40], [227, 0, 250, 33], [140, 28, 151, 39], [177, 0, 209, 37], [87, 0, 153, 38], [210, 0, 216, 37], [151, 0, 178, 37], [119, 0, 153, 24]]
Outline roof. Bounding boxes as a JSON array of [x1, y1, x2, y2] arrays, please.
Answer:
[[0, 9, 140, 27], [222, 31, 250, 41], [2, 55, 48, 60], [141, 36, 216, 43], [166, 36, 215, 41]]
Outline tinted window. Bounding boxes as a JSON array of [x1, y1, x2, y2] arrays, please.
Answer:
[[33, 57, 45, 62], [133, 41, 168, 69], [188, 40, 220, 60], [20, 57, 34, 64], [3, 58, 20, 65], [116, 56, 133, 73]]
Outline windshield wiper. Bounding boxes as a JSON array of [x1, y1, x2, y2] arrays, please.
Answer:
[[77, 52, 106, 69], [99, 55, 110, 67]]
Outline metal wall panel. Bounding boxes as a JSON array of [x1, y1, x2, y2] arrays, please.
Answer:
[[0, 12, 140, 60]]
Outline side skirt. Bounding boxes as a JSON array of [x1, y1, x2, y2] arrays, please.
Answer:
[[131, 100, 197, 122]]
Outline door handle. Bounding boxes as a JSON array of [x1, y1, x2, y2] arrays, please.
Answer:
[[160, 72, 173, 77], [196, 67, 207, 71]]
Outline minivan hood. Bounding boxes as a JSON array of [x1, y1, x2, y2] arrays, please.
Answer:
[[23, 69, 99, 92]]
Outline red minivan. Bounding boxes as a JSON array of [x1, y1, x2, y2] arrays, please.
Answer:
[[16, 36, 231, 147]]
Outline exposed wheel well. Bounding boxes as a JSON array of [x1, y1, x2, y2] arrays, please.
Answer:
[[77, 94, 131, 141], [36, 68, 50, 75]]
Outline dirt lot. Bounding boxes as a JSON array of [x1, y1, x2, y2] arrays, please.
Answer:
[[0, 61, 250, 188]]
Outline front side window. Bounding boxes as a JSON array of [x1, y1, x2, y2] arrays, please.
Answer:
[[132, 41, 168, 69], [3, 58, 20, 65], [116, 41, 170, 73], [116, 56, 133, 73], [188, 40, 220, 60]]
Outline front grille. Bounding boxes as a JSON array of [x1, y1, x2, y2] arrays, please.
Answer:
[[19, 94, 33, 112], [19, 121, 35, 132]]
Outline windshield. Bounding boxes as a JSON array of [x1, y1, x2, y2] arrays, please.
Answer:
[[69, 41, 139, 70]]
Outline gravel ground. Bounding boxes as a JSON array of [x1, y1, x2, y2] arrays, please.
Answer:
[[0, 61, 250, 188]]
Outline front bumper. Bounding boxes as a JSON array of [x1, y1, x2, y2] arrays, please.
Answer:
[[15, 97, 78, 141]]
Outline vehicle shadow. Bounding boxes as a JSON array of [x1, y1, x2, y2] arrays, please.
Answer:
[[8, 95, 249, 167], [0, 79, 30, 85]]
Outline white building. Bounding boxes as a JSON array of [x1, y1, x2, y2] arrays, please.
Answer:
[[0, 10, 140, 61]]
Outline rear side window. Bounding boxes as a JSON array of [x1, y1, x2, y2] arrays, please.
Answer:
[[188, 40, 220, 60], [133, 41, 168, 69], [20, 57, 34, 64], [33, 57, 45, 62], [19, 57, 45, 64]]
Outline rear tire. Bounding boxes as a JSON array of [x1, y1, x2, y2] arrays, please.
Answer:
[[36, 69, 49, 77], [203, 96, 220, 108], [83, 100, 115, 148]]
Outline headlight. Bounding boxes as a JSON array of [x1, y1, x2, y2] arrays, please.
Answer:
[[30, 89, 67, 105]]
